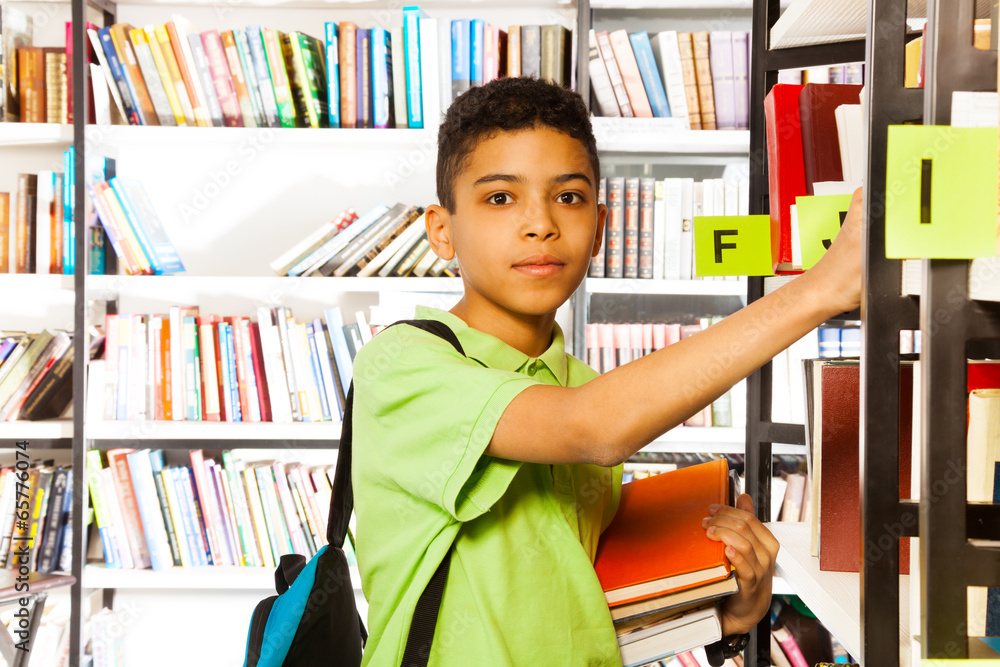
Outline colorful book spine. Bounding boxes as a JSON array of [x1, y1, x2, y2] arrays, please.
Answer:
[[226, 323, 241, 422], [263, 29, 295, 128], [629, 31, 670, 118], [201, 30, 242, 127], [371, 26, 392, 129], [605, 177, 625, 279], [246, 25, 279, 128], [638, 177, 655, 279], [623, 176, 640, 279], [469, 19, 484, 87], [97, 27, 140, 124], [305, 324, 331, 421], [221, 30, 258, 128], [233, 29, 265, 127], [589, 177, 607, 278], [325, 22, 341, 128], [402, 6, 424, 127], [708, 31, 736, 130], [186, 32, 225, 127], [355, 28, 372, 129], [450, 19, 470, 100], [338, 22, 357, 128]]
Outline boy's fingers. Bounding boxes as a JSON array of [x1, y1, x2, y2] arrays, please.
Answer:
[[709, 497, 780, 559]]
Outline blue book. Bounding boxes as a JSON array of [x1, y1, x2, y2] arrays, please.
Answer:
[[325, 22, 341, 128], [97, 27, 141, 125], [312, 318, 343, 420], [183, 466, 215, 566], [629, 32, 671, 118], [108, 178, 185, 275], [323, 306, 354, 398], [371, 26, 392, 129], [356, 28, 372, 128], [216, 322, 234, 421], [126, 451, 174, 571], [0, 339, 16, 364], [226, 323, 242, 422], [36, 467, 70, 573], [246, 25, 278, 128], [469, 19, 484, 87], [402, 6, 424, 128], [450, 19, 470, 100], [63, 149, 76, 274], [818, 327, 841, 358], [306, 324, 331, 421], [171, 467, 207, 567]]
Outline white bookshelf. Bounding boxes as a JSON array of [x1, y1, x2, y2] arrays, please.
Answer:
[[767, 522, 911, 666], [0, 274, 75, 292], [592, 118, 750, 155], [82, 563, 363, 591], [0, 419, 73, 441], [586, 277, 748, 296], [0, 123, 74, 147], [86, 419, 343, 441]]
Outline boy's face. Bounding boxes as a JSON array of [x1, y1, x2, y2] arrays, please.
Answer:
[[427, 126, 606, 326]]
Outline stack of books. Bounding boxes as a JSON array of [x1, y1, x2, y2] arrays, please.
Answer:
[[1, 150, 82, 275], [0, 463, 73, 573], [588, 29, 750, 131], [88, 177, 185, 276], [85, 448, 346, 570], [594, 458, 739, 666], [271, 203, 457, 278], [0, 329, 77, 422]]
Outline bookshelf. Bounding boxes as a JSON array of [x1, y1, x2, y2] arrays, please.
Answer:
[[82, 562, 362, 591], [0, 122, 74, 146]]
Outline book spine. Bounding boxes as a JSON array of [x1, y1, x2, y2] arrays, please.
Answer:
[[248, 322, 270, 422], [125, 452, 173, 570], [605, 177, 625, 279], [186, 33, 224, 127], [263, 29, 295, 128], [371, 27, 392, 129], [772, 626, 810, 667], [221, 30, 258, 128], [507, 25, 521, 77], [356, 29, 372, 129], [245, 26, 278, 128], [232, 29, 265, 127], [654, 31, 690, 129], [639, 177, 655, 280], [587, 31, 619, 117], [305, 324, 331, 421], [469, 19, 484, 87], [540, 25, 569, 87], [177, 467, 210, 565], [127, 30, 172, 127], [201, 30, 242, 127], [630, 31, 670, 118], [732, 32, 750, 130], [197, 320, 220, 421], [709, 31, 736, 130], [97, 30, 140, 124], [255, 310, 290, 423], [390, 27, 408, 128], [154, 25, 196, 125], [623, 177, 640, 279], [215, 323, 233, 421], [589, 177, 607, 278], [677, 33, 702, 130], [226, 323, 241, 422], [86, 467, 121, 569], [274, 309, 302, 421], [609, 30, 652, 118], [290, 323, 315, 422], [222, 452, 258, 567], [280, 33, 311, 128], [107, 450, 152, 568], [0, 193, 8, 273], [691, 31, 716, 130], [521, 26, 540, 78], [451, 20, 470, 100], [594, 31, 632, 118], [143, 27, 185, 125], [241, 467, 274, 567], [232, 318, 251, 421], [165, 22, 208, 127], [111, 27, 156, 126], [254, 466, 290, 557], [403, 7, 423, 127], [325, 23, 341, 128], [338, 23, 357, 128]]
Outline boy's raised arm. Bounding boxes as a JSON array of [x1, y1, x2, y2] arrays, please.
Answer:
[[488, 189, 864, 468]]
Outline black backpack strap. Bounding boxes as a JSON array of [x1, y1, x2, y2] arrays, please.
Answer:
[[328, 318, 465, 666]]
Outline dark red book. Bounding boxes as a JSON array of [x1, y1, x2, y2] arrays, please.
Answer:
[[799, 83, 864, 194], [763, 83, 806, 273], [248, 321, 272, 422], [818, 362, 912, 574]]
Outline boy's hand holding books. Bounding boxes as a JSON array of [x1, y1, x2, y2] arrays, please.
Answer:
[[705, 493, 779, 636], [802, 187, 864, 315]]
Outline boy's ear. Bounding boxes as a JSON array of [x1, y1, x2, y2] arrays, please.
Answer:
[[425, 204, 456, 261], [592, 203, 608, 258]]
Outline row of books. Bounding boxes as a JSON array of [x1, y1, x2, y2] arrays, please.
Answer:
[[588, 175, 749, 281], [777, 63, 864, 87], [0, 9, 74, 123], [88, 177, 185, 275], [816, 326, 860, 358], [270, 203, 458, 278], [0, 464, 74, 573], [1, 155, 83, 275], [588, 29, 749, 131], [87, 449, 344, 570], [0, 330, 76, 422], [94, 305, 371, 424], [0, 591, 76, 667], [584, 319, 745, 429]]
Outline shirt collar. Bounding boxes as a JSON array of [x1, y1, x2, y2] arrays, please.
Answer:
[[415, 306, 569, 386]]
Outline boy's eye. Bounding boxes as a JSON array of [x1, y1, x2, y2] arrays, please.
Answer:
[[558, 192, 583, 205], [488, 193, 513, 206]]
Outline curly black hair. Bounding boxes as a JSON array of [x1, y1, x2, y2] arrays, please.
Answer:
[[436, 77, 600, 213]]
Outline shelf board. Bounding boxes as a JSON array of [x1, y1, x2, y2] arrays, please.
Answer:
[[86, 274, 463, 294], [86, 420, 342, 442], [767, 522, 910, 666], [0, 274, 75, 292], [82, 563, 363, 591], [970, 258, 1000, 302], [586, 277, 747, 296], [86, 125, 438, 158], [591, 118, 749, 155], [770, 0, 990, 49], [0, 420, 73, 442], [0, 123, 73, 147], [591, 0, 754, 7]]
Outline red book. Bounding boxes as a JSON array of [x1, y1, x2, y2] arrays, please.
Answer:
[[594, 459, 732, 607], [230, 316, 251, 422], [818, 362, 912, 573], [799, 83, 864, 194], [210, 316, 229, 421], [106, 448, 152, 569], [248, 321, 272, 422], [763, 83, 806, 273]]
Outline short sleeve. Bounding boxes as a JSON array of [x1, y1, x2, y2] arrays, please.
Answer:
[[352, 324, 540, 522]]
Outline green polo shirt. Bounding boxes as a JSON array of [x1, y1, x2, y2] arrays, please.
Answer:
[[352, 306, 624, 666]]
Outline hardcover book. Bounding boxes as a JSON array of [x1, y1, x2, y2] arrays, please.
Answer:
[[608, 29, 652, 118]]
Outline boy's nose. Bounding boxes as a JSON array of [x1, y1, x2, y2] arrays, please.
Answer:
[[520, 201, 559, 239]]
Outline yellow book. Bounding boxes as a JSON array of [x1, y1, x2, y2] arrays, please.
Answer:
[[292, 322, 320, 422], [904, 36, 921, 88], [100, 185, 154, 275], [153, 25, 197, 125], [242, 467, 275, 568], [144, 25, 187, 125]]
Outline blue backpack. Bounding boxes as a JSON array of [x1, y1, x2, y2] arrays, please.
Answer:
[[243, 319, 463, 667]]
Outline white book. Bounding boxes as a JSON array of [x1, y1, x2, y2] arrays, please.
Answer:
[[269, 219, 343, 276], [679, 178, 695, 280], [419, 18, 441, 129], [168, 307, 185, 421], [618, 604, 722, 667], [34, 171, 54, 275], [662, 179, 683, 281], [652, 181, 665, 280], [390, 27, 408, 128], [713, 178, 726, 217], [834, 103, 864, 183], [651, 31, 690, 129], [587, 30, 620, 117], [411, 245, 440, 277], [354, 311, 374, 346], [87, 29, 127, 123], [790, 204, 802, 270], [438, 18, 452, 114], [731, 378, 747, 428], [171, 14, 214, 128], [724, 179, 738, 216], [255, 308, 292, 423], [357, 213, 425, 277], [100, 467, 136, 569], [738, 177, 750, 216]]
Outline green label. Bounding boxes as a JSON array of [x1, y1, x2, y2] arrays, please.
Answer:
[[885, 124, 997, 259], [694, 215, 775, 277], [797, 194, 854, 269]]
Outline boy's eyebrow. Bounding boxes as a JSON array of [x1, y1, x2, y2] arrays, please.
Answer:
[[552, 172, 593, 187], [473, 173, 525, 187]]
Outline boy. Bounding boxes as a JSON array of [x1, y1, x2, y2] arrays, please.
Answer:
[[352, 77, 862, 665]]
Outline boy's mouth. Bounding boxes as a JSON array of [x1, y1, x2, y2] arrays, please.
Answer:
[[513, 254, 566, 277]]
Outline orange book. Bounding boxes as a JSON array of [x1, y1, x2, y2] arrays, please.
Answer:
[[97, 182, 153, 275], [165, 21, 210, 127], [160, 317, 173, 421], [607, 29, 652, 118], [691, 31, 716, 130], [594, 459, 732, 607], [110, 24, 160, 126], [0, 192, 9, 273], [197, 314, 222, 422]]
